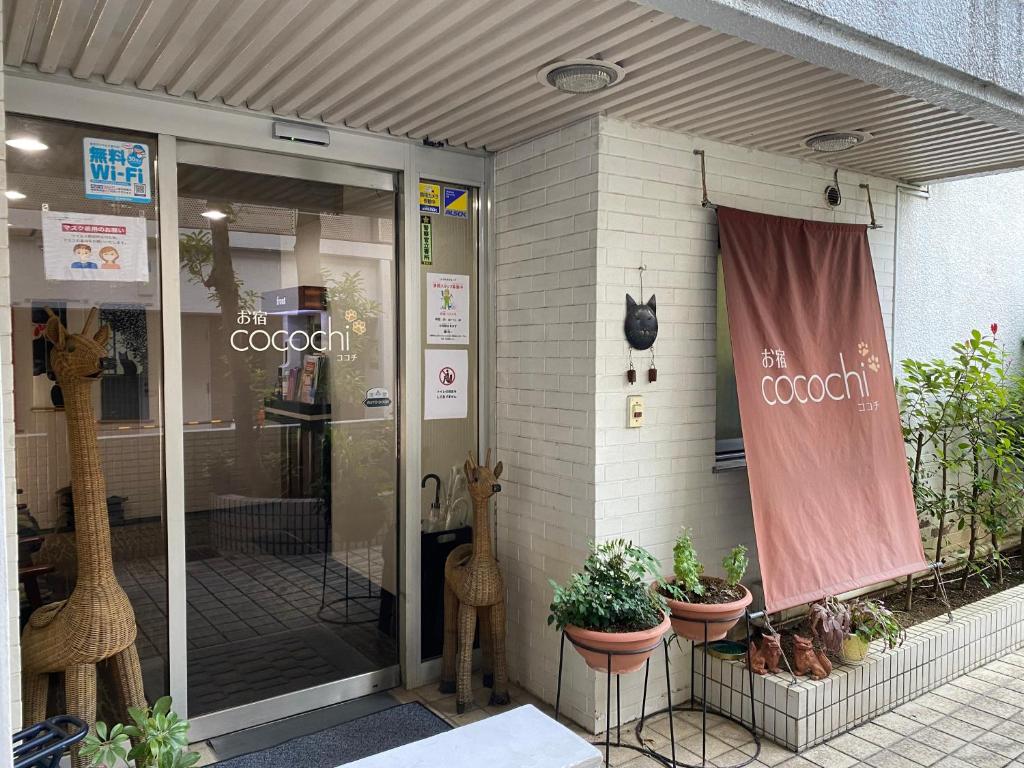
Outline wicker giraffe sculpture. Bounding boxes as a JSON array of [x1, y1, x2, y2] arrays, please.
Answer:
[[21, 309, 146, 762], [440, 451, 511, 713]]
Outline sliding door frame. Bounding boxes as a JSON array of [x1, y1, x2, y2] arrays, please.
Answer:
[[6, 71, 492, 738], [170, 141, 400, 740]]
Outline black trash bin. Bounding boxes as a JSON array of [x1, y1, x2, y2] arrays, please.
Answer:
[[420, 526, 473, 660]]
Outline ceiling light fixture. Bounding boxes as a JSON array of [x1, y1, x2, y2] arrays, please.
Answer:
[[5, 190, 27, 200], [201, 209, 227, 220], [538, 59, 625, 94], [6, 137, 48, 151], [803, 131, 871, 153]]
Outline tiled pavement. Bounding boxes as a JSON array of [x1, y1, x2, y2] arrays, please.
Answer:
[[406, 648, 1024, 767]]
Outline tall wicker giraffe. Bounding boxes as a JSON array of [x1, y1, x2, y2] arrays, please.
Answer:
[[21, 309, 146, 762], [439, 451, 510, 713]]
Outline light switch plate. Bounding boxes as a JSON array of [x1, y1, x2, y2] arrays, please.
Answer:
[[627, 395, 644, 428]]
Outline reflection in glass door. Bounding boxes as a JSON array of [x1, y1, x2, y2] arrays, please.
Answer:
[[175, 148, 398, 718]]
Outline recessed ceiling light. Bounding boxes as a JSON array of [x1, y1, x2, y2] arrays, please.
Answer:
[[6, 137, 48, 151], [201, 209, 227, 220], [5, 190, 27, 200], [537, 59, 625, 94], [803, 131, 871, 153]]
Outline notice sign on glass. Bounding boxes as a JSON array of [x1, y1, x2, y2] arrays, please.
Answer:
[[83, 137, 152, 203], [42, 211, 150, 282], [424, 348, 468, 420], [426, 273, 469, 345]]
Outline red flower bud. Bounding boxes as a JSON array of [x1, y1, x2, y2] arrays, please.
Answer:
[[991, 323, 998, 335]]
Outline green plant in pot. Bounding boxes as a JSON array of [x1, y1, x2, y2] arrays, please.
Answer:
[[844, 598, 905, 662], [656, 530, 752, 642], [548, 539, 670, 674], [81, 696, 200, 768]]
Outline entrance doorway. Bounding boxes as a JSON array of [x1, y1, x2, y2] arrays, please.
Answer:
[[5, 100, 489, 743], [174, 144, 400, 731]]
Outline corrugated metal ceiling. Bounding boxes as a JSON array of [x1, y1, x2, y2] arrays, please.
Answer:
[[5, 0, 1023, 183]]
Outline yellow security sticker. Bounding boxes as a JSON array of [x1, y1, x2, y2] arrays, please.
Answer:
[[419, 182, 441, 214]]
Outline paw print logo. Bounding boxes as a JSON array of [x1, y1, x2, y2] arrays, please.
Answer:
[[857, 341, 869, 357], [352, 320, 367, 336], [867, 355, 880, 373], [344, 309, 358, 323]]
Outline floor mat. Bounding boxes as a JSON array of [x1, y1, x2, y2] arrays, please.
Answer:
[[211, 702, 450, 767]]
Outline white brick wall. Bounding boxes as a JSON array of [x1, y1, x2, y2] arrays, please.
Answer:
[[495, 115, 897, 734], [494, 116, 602, 730]]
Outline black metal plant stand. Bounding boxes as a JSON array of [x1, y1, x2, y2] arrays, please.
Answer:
[[636, 608, 761, 768], [317, 497, 384, 627], [554, 631, 677, 768]]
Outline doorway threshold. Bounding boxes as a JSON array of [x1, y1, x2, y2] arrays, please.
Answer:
[[202, 691, 399, 762]]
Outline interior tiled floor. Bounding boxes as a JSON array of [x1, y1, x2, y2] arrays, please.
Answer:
[[119, 545, 397, 714], [401, 649, 1024, 768]]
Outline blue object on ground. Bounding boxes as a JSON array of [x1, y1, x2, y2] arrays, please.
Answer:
[[13, 715, 88, 768]]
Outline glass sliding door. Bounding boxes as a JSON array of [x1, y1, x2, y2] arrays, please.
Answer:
[[175, 145, 399, 718]]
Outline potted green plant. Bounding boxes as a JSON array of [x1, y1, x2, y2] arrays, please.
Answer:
[[548, 539, 670, 673], [656, 530, 752, 642], [81, 696, 200, 768], [844, 598, 905, 662]]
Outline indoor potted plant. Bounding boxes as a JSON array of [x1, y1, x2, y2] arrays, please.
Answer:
[[656, 530, 752, 642], [843, 597, 905, 662], [548, 539, 670, 673]]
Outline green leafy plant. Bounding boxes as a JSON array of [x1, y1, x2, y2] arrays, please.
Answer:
[[722, 545, 748, 587], [671, 529, 704, 598], [548, 540, 666, 633], [322, 268, 383, 411], [848, 598, 905, 650], [898, 325, 1024, 604], [81, 696, 200, 768], [662, 530, 748, 603]]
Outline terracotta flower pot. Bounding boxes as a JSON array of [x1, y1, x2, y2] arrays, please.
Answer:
[[842, 633, 870, 663], [564, 614, 671, 674], [656, 578, 752, 643]]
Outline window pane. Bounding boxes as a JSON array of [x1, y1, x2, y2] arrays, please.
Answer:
[[177, 162, 399, 715], [418, 182, 478, 661], [716, 253, 743, 450], [7, 114, 168, 712]]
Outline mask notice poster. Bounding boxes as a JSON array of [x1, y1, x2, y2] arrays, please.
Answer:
[[83, 137, 152, 203], [426, 273, 469, 345], [424, 348, 468, 420], [42, 211, 150, 282]]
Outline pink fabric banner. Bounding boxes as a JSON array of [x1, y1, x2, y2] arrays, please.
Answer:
[[718, 207, 926, 614]]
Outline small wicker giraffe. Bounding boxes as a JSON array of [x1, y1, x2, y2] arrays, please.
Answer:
[[439, 451, 510, 713], [21, 309, 146, 763]]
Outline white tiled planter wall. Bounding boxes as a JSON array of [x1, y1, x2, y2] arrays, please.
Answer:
[[696, 583, 1024, 752]]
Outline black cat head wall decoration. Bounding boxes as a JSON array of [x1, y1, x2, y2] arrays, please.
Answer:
[[624, 294, 658, 350]]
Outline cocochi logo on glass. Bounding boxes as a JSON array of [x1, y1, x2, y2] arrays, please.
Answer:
[[230, 316, 355, 353]]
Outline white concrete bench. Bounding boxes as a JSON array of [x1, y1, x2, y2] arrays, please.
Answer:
[[343, 704, 602, 768]]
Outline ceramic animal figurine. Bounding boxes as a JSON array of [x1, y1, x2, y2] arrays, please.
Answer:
[[624, 294, 658, 350], [793, 634, 832, 680], [21, 309, 146, 766], [749, 632, 783, 675], [439, 451, 511, 713]]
